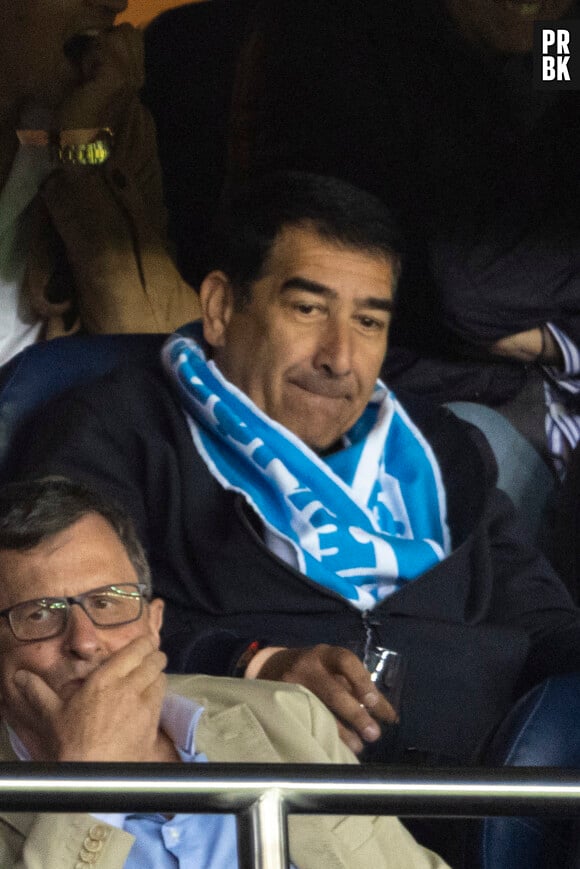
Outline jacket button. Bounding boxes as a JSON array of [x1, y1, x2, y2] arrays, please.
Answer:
[[83, 836, 104, 853], [88, 825, 108, 840]]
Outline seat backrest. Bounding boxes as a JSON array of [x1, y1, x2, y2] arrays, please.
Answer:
[[466, 673, 580, 869], [446, 400, 557, 544], [0, 334, 166, 475]]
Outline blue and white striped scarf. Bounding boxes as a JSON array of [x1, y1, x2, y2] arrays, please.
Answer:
[[163, 323, 450, 611]]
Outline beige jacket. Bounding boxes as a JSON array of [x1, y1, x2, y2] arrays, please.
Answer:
[[0, 675, 448, 869]]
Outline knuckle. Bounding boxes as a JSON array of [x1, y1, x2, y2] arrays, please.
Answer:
[[334, 647, 354, 667], [322, 681, 349, 706], [311, 643, 332, 662], [312, 643, 331, 654], [351, 707, 373, 729]]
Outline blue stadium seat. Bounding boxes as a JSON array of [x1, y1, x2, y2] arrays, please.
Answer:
[[466, 673, 580, 868], [0, 333, 165, 473]]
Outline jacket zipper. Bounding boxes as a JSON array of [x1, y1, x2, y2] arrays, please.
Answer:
[[235, 494, 376, 659]]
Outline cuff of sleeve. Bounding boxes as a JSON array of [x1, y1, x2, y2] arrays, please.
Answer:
[[244, 646, 286, 679], [545, 323, 580, 377], [164, 630, 269, 677]]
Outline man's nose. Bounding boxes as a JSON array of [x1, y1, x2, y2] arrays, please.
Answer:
[[314, 319, 353, 376], [62, 604, 102, 657]]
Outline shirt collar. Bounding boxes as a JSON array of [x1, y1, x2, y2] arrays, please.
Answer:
[[161, 692, 205, 757]]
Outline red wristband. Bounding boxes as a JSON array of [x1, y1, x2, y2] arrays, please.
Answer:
[[232, 640, 262, 678]]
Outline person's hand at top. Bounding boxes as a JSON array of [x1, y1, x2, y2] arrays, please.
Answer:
[[56, 23, 145, 133], [3, 0, 137, 129]]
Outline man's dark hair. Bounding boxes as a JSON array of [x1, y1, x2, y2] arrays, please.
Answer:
[[0, 478, 152, 594], [204, 171, 403, 305]]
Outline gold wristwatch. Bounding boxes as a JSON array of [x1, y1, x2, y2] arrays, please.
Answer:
[[57, 128, 114, 166]]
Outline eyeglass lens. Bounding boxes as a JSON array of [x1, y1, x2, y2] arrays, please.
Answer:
[[8, 584, 143, 640]]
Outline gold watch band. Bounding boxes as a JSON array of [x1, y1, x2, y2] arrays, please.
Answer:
[[57, 134, 113, 167]]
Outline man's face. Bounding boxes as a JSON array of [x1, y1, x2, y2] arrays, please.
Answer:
[[0, 513, 163, 706], [445, 0, 575, 53], [0, 0, 126, 110], [204, 225, 395, 453]]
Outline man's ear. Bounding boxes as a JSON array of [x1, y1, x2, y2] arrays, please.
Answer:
[[199, 271, 235, 349], [147, 598, 164, 647]]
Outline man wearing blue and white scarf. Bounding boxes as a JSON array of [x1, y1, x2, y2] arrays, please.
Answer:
[[164, 321, 450, 613], [10, 171, 580, 795], [161, 170, 454, 754]]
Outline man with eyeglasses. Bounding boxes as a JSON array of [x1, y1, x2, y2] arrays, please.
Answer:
[[0, 477, 447, 869]]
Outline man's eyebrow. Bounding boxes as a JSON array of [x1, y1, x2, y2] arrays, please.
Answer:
[[280, 277, 393, 311], [280, 277, 336, 297]]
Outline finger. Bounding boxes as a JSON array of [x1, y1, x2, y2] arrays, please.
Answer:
[[57, 26, 143, 128], [336, 720, 364, 756], [122, 650, 168, 696], [112, 24, 144, 87], [94, 24, 144, 90], [328, 668, 397, 726], [90, 636, 163, 683], [301, 671, 382, 743], [12, 670, 61, 716], [322, 646, 384, 709], [141, 670, 167, 716], [328, 649, 398, 722], [370, 693, 398, 725], [334, 674, 352, 691]]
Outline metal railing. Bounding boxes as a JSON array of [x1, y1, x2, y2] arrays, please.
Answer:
[[1, 762, 580, 869]]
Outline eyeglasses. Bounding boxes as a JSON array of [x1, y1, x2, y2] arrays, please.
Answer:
[[0, 583, 149, 642]]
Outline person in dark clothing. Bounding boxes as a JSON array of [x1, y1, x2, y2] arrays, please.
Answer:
[[6, 171, 580, 776], [232, 0, 580, 478]]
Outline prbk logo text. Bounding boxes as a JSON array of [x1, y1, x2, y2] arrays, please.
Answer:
[[534, 21, 580, 89]]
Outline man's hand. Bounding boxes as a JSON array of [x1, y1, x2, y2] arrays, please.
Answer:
[[3, 637, 168, 762], [256, 644, 396, 755], [57, 24, 144, 131]]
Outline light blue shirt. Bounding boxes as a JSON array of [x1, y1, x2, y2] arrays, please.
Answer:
[[92, 692, 240, 869]]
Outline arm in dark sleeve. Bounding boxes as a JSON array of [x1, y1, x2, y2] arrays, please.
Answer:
[[164, 629, 265, 677]]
